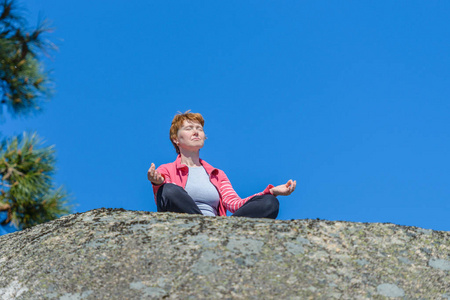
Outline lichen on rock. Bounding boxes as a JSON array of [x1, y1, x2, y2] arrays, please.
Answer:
[[0, 208, 448, 299]]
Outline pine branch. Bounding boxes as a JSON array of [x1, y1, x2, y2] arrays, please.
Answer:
[[0, 132, 71, 229], [0, 0, 55, 118]]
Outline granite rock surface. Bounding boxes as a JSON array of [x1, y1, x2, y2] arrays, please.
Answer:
[[0, 208, 449, 299]]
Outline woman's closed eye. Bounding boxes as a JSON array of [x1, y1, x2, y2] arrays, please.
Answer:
[[181, 124, 203, 132]]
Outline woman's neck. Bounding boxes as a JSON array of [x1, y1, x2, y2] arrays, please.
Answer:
[[179, 150, 201, 167]]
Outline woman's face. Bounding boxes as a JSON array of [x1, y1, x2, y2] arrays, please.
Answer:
[[174, 120, 206, 152]]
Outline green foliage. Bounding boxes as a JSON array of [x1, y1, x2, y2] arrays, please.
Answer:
[[0, 133, 71, 229], [0, 1, 71, 230], [0, 0, 55, 118]]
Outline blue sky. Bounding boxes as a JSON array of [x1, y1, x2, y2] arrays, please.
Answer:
[[3, 1, 449, 231]]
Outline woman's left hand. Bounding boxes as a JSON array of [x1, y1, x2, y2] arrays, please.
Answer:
[[270, 179, 297, 197]]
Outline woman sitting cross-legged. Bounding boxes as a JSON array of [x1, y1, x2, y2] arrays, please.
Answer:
[[147, 111, 296, 219]]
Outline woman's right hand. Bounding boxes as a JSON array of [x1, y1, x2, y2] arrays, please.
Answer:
[[147, 163, 164, 185]]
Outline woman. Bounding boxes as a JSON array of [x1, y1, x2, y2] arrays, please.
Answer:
[[148, 111, 296, 219]]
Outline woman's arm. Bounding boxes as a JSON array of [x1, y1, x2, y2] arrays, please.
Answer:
[[219, 172, 274, 213]]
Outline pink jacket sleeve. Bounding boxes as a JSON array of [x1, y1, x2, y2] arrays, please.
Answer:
[[218, 172, 274, 213]]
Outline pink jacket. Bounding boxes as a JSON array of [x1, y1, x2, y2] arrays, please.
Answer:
[[152, 155, 274, 216]]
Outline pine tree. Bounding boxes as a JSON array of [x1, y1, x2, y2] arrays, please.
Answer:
[[0, 133, 70, 229], [0, 0, 71, 230]]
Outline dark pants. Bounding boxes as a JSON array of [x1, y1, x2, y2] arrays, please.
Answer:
[[157, 183, 279, 219]]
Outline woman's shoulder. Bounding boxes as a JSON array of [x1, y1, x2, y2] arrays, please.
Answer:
[[156, 159, 178, 171]]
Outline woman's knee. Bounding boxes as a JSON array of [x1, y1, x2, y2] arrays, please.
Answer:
[[262, 194, 279, 214], [160, 183, 185, 199], [157, 183, 186, 211], [157, 183, 201, 215], [249, 194, 279, 218]]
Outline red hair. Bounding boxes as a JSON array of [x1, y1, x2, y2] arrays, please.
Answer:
[[170, 111, 205, 154]]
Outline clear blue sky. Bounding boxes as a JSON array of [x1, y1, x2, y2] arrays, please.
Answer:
[[3, 1, 449, 231]]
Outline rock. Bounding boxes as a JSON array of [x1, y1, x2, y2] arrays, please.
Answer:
[[0, 208, 449, 299], [377, 283, 405, 297], [428, 258, 450, 271]]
